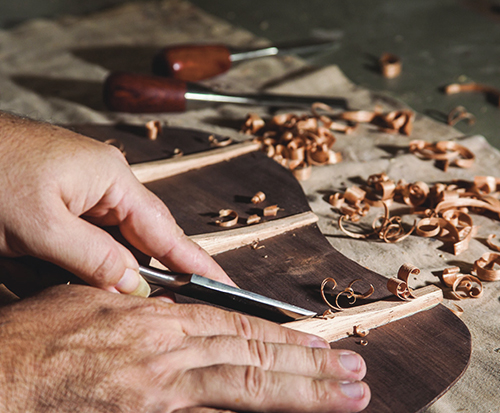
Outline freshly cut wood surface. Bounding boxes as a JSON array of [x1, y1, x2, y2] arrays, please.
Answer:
[[284, 284, 443, 342], [74, 124, 471, 413], [131, 140, 261, 183]]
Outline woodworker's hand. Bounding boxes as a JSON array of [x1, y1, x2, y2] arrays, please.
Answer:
[[0, 111, 232, 296], [0, 284, 370, 412]]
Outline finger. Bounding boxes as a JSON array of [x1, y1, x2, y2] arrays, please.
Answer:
[[174, 408, 235, 413], [165, 335, 366, 381], [114, 181, 235, 287], [161, 304, 329, 348], [174, 365, 370, 413], [32, 206, 150, 296]]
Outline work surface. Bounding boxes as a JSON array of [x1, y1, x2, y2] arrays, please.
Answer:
[[0, 1, 498, 411]]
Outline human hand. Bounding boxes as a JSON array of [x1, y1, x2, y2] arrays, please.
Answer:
[[0, 111, 232, 296], [0, 284, 370, 412]]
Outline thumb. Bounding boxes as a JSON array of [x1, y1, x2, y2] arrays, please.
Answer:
[[34, 211, 150, 297]]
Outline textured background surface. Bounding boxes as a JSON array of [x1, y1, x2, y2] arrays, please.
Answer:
[[0, 1, 499, 411], [2, 0, 500, 147]]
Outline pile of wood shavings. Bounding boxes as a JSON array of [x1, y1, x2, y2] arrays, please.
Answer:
[[331, 173, 500, 255], [241, 104, 415, 180]]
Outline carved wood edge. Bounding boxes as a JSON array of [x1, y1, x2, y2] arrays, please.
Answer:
[[283, 284, 443, 342], [131, 140, 261, 183], [149, 211, 318, 269]]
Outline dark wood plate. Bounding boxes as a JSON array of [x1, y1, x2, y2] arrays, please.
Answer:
[[69, 124, 471, 413]]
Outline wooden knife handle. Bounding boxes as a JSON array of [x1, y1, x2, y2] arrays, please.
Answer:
[[103, 72, 187, 113], [152, 44, 232, 81]]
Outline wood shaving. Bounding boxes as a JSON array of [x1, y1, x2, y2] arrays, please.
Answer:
[[447, 106, 476, 127], [215, 209, 239, 227], [486, 234, 500, 252], [208, 134, 233, 147], [145, 120, 162, 140], [241, 103, 414, 180], [359, 340, 368, 346], [172, 148, 183, 158], [473, 252, 500, 281], [246, 214, 261, 225], [251, 191, 266, 204], [379, 52, 402, 79], [441, 267, 483, 300], [409, 140, 475, 170], [353, 325, 369, 337], [320, 277, 374, 312], [444, 82, 500, 107], [387, 263, 418, 300], [263, 204, 280, 217], [331, 172, 499, 255]]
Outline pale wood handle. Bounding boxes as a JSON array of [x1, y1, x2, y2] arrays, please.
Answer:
[[131, 140, 261, 183], [283, 284, 443, 342]]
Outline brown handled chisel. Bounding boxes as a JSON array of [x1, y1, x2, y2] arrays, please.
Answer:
[[103, 72, 348, 113], [152, 40, 339, 82]]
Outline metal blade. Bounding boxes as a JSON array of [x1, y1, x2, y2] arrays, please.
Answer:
[[139, 266, 317, 322], [229, 39, 339, 62], [185, 83, 348, 110]]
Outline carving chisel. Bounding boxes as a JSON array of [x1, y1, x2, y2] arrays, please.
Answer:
[[138, 265, 316, 323], [152, 40, 339, 82], [103, 72, 348, 113]]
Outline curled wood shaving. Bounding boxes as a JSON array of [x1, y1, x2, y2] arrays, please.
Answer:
[[387, 263, 418, 300], [320, 278, 374, 312], [379, 53, 402, 79], [447, 106, 476, 127], [251, 191, 266, 204], [444, 82, 500, 107], [263, 204, 280, 217], [145, 120, 162, 140], [409, 140, 475, 170], [208, 134, 233, 147], [336, 109, 414, 136], [241, 110, 341, 181], [215, 209, 239, 227], [359, 340, 368, 346], [486, 234, 500, 252], [246, 214, 261, 225], [473, 252, 500, 281], [331, 173, 499, 254], [441, 267, 483, 300], [172, 148, 183, 158], [448, 303, 464, 317], [353, 325, 369, 337]]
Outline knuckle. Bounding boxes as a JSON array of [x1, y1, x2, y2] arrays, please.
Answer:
[[243, 366, 268, 402], [91, 246, 122, 287], [230, 313, 253, 340], [247, 339, 274, 370], [311, 379, 333, 406], [311, 348, 329, 374]]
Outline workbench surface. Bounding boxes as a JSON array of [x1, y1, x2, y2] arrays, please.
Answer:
[[0, 1, 498, 412]]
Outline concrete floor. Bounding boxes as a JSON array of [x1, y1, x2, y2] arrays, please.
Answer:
[[2, 0, 500, 148]]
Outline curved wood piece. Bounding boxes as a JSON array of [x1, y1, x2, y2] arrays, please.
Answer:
[[71, 124, 471, 413]]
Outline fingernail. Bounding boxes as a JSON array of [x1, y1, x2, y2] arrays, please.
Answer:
[[116, 268, 151, 297], [340, 382, 365, 400], [309, 338, 330, 349], [339, 352, 362, 373]]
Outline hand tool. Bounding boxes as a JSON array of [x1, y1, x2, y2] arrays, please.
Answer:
[[103, 72, 348, 113], [138, 265, 316, 322], [152, 40, 339, 82]]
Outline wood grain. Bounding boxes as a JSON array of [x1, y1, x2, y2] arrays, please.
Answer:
[[284, 284, 443, 342], [71, 124, 472, 413]]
